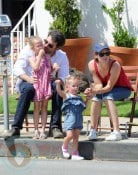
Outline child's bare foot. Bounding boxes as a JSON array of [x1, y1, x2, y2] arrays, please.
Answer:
[[33, 130, 40, 139]]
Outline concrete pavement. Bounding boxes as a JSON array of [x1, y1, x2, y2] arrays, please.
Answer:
[[0, 114, 138, 161]]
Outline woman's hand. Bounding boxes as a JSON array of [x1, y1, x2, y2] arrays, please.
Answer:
[[84, 88, 92, 96]]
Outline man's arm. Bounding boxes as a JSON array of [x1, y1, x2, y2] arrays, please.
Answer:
[[57, 53, 69, 82]]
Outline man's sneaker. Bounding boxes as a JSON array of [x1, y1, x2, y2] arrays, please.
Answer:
[[88, 129, 97, 140], [71, 155, 84, 160], [62, 146, 70, 159], [52, 128, 64, 138], [105, 131, 122, 141], [4, 128, 20, 139]]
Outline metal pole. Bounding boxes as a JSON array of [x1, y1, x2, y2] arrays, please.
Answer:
[[3, 60, 9, 132]]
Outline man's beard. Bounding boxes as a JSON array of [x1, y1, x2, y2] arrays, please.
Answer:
[[44, 47, 56, 56]]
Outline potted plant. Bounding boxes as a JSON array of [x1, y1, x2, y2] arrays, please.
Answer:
[[102, 0, 138, 66], [45, 0, 92, 71]]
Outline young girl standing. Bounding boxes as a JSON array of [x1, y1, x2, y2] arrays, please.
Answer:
[[55, 74, 90, 160], [29, 36, 52, 139]]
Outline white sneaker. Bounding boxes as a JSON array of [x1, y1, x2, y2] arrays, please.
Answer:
[[105, 131, 122, 141], [62, 146, 70, 158], [88, 129, 97, 140], [71, 155, 84, 160]]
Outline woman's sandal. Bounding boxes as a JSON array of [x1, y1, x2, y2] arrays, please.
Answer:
[[39, 132, 47, 140], [33, 130, 40, 139]]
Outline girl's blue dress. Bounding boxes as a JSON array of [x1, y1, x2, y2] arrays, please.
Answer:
[[61, 93, 86, 131]]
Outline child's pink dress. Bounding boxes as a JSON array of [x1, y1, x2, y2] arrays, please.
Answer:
[[32, 55, 52, 101]]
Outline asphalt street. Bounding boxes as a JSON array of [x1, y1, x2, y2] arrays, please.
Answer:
[[0, 158, 138, 175]]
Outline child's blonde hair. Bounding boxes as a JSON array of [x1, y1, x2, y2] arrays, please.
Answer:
[[65, 74, 80, 84], [28, 36, 42, 49], [64, 74, 80, 92]]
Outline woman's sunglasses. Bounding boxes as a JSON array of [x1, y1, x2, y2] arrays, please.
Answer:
[[99, 51, 110, 57], [44, 39, 54, 49]]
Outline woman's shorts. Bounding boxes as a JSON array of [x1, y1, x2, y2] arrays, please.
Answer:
[[92, 87, 131, 102]]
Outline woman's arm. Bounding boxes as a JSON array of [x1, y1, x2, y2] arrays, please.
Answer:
[[88, 60, 121, 94], [99, 61, 121, 93], [93, 61, 121, 94], [88, 60, 103, 91]]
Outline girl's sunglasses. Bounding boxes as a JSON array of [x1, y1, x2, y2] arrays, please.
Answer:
[[99, 51, 110, 57]]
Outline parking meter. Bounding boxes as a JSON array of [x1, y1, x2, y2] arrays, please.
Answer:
[[0, 14, 12, 132], [0, 14, 12, 57]]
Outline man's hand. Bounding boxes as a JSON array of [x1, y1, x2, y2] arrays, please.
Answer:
[[53, 63, 60, 72], [29, 75, 38, 84], [20, 74, 38, 84]]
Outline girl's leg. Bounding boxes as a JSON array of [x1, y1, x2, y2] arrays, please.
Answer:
[[63, 130, 73, 149], [33, 102, 40, 139], [40, 100, 48, 139], [62, 130, 73, 158], [41, 100, 48, 132], [34, 102, 40, 130], [72, 129, 80, 155], [71, 129, 84, 160]]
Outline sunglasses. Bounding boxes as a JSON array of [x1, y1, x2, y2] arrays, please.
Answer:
[[44, 39, 54, 49], [99, 51, 110, 57]]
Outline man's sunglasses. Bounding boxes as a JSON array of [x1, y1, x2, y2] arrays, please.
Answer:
[[99, 51, 110, 57], [44, 39, 54, 48]]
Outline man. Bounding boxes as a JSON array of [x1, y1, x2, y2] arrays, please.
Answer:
[[44, 30, 69, 138], [6, 30, 69, 138]]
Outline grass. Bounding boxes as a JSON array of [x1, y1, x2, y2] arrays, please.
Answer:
[[83, 97, 138, 118], [0, 93, 138, 118], [0, 93, 51, 114]]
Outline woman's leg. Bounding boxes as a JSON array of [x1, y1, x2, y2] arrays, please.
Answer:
[[104, 99, 122, 141], [90, 101, 102, 129], [104, 99, 119, 131], [88, 100, 102, 140]]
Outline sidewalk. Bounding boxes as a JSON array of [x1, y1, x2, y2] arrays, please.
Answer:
[[0, 114, 138, 161]]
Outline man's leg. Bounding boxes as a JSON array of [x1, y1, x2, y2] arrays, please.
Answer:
[[9, 81, 35, 137], [50, 81, 64, 138]]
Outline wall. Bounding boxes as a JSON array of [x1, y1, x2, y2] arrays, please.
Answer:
[[36, 0, 138, 46], [36, 0, 138, 75], [35, 0, 52, 39], [78, 0, 138, 47]]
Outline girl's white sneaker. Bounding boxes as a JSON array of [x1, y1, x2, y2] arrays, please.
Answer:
[[62, 146, 70, 158], [71, 155, 84, 160]]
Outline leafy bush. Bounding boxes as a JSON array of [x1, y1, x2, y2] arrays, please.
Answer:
[[102, 0, 137, 48], [45, 0, 81, 38]]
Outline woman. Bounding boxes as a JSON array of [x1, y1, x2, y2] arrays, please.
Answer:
[[85, 42, 133, 141]]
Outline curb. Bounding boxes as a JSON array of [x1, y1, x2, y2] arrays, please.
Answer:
[[0, 138, 138, 161]]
